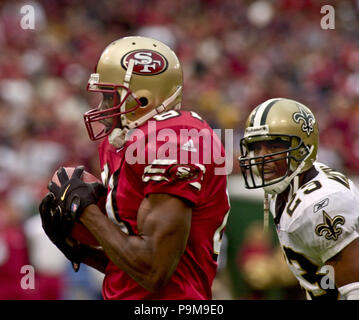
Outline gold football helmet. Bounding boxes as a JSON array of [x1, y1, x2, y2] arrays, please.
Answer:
[[239, 98, 319, 194], [84, 36, 183, 142]]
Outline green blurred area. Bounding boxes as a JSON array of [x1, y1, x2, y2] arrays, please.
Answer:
[[225, 193, 303, 299]]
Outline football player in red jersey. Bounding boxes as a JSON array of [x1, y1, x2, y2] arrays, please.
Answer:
[[39, 36, 230, 300]]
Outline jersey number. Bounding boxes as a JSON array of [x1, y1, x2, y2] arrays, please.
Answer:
[[286, 181, 322, 217], [282, 246, 338, 299]]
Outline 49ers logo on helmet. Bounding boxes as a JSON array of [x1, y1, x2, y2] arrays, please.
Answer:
[[122, 50, 168, 75]]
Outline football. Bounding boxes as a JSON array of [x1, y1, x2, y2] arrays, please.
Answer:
[[51, 167, 107, 247]]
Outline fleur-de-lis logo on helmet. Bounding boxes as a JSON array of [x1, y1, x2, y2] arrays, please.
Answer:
[[315, 211, 345, 241], [293, 105, 315, 136]]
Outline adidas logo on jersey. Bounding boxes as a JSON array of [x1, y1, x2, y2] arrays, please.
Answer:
[[181, 139, 197, 152]]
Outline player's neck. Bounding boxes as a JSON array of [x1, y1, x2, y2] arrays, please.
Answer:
[[298, 166, 319, 188]]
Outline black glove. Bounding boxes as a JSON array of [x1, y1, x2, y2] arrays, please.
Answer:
[[39, 192, 91, 271], [47, 166, 106, 221]]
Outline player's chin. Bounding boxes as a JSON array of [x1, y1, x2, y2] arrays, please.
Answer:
[[100, 120, 113, 132], [263, 172, 282, 182]]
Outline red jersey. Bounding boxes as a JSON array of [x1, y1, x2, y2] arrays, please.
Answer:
[[98, 110, 230, 300]]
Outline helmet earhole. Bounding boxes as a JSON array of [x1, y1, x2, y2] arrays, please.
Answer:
[[139, 97, 148, 107]]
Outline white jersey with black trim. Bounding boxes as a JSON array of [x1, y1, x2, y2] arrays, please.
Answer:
[[269, 162, 359, 299]]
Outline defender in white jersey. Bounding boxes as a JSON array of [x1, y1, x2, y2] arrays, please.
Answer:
[[239, 98, 359, 300]]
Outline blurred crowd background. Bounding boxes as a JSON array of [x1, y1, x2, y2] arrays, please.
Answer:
[[0, 0, 358, 299]]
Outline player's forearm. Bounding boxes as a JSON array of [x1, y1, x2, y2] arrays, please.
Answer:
[[82, 246, 109, 274], [79, 205, 170, 292]]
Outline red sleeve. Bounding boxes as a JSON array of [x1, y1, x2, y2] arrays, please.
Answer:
[[142, 159, 206, 206], [134, 130, 208, 206]]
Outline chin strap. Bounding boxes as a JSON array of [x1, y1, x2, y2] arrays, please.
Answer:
[[263, 145, 314, 195], [120, 59, 135, 128], [129, 85, 182, 129], [108, 127, 128, 149], [263, 175, 300, 230], [263, 191, 269, 231]]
